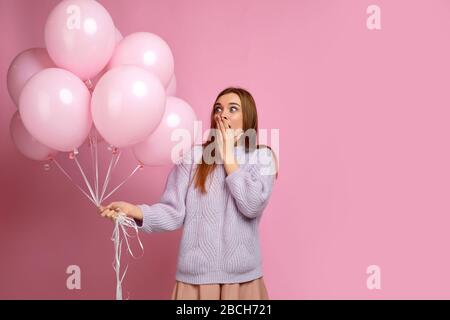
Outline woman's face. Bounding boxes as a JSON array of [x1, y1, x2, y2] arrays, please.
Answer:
[[213, 93, 244, 133]]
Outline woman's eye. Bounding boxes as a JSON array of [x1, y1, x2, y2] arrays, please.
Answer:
[[230, 106, 238, 112], [214, 107, 222, 113]]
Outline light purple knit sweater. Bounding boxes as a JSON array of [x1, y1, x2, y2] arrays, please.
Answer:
[[136, 144, 277, 284]]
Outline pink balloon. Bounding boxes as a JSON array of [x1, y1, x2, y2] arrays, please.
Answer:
[[91, 65, 166, 148], [90, 27, 124, 89], [10, 111, 58, 161], [166, 74, 177, 96], [44, 0, 116, 80], [133, 96, 197, 166], [19, 68, 92, 152], [114, 27, 123, 43], [7, 48, 55, 106], [108, 32, 174, 88]]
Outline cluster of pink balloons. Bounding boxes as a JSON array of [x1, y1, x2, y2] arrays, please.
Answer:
[[8, 0, 197, 166]]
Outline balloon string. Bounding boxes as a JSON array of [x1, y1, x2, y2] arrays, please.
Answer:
[[99, 150, 121, 204], [102, 164, 142, 203], [53, 145, 144, 301], [100, 151, 116, 203], [73, 155, 99, 206], [113, 150, 121, 170], [112, 212, 144, 300], [52, 158, 97, 206], [88, 133, 98, 202], [93, 131, 99, 203]]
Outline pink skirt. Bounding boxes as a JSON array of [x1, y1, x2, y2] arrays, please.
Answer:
[[171, 276, 269, 300]]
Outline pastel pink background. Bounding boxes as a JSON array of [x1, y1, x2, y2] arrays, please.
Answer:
[[1, 0, 450, 299]]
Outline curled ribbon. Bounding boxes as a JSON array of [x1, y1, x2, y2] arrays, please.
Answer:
[[111, 212, 144, 300]]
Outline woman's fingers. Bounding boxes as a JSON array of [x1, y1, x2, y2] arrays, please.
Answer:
[[99, 204, 112, 214], [221, 116, 231, 129], [99, 201, 135, 222], [108, 201, 122, 211], [220, 117, 228, 132], [215, 115, 225, 136], [219, 117, 233, 139], [215, 115, 231, 132], [235, 130, 244, 142], [215, 118, 224, 146], [100, 201, 124, 213], [100, 208, 118, 221], [107, 210, 118, 221], [101, 208, 112, 217], [216, 121, 225, 147]]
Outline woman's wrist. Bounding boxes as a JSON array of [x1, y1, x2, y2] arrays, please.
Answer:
[[133, 205, 144, 221], [224, 156, 239, 175]]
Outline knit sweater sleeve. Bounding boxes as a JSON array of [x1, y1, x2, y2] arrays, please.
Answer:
[[135, 148, 195, 233], [225, 147, 277, 219]]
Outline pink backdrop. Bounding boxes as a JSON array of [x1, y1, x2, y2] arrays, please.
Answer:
[[1, 0, 450, 299]]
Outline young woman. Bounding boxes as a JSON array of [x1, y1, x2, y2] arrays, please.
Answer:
[[99, 87, 278, 300]]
